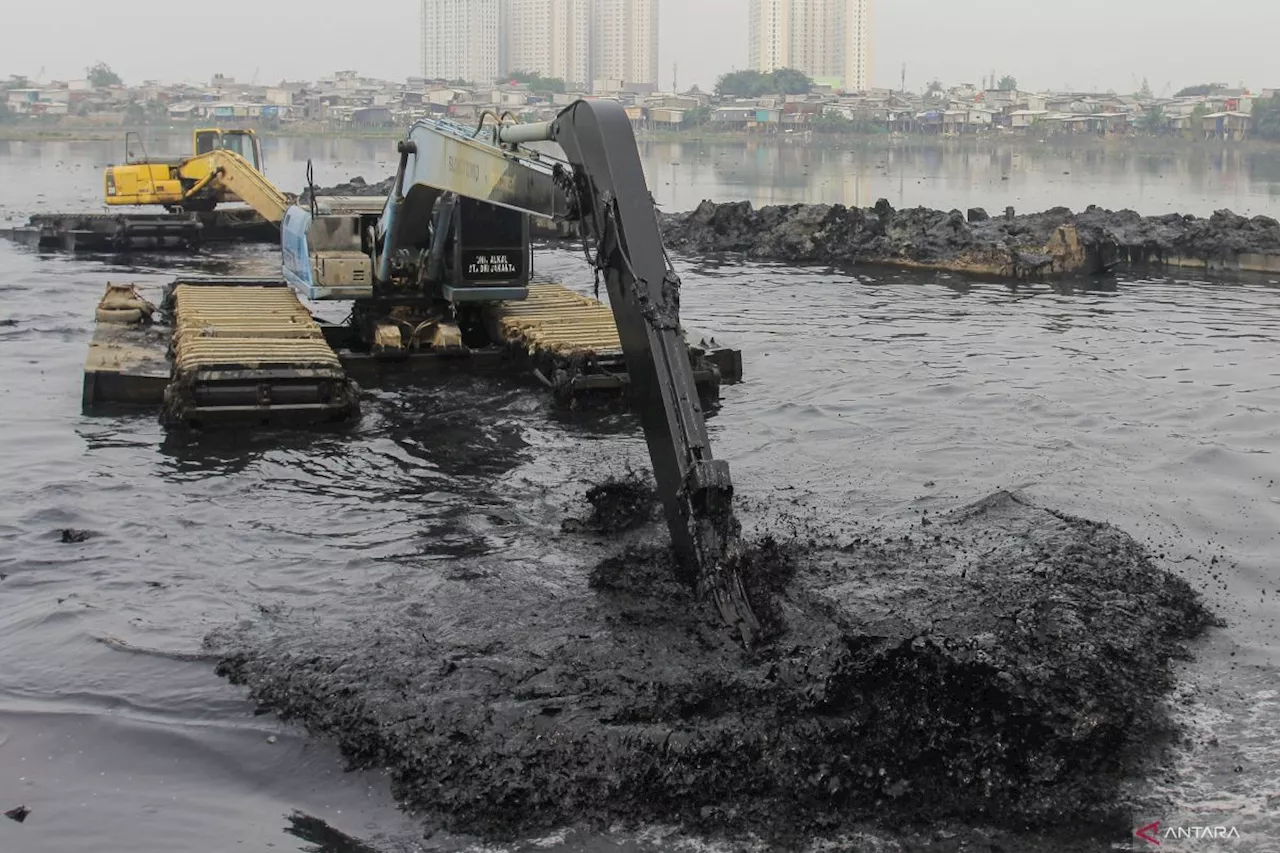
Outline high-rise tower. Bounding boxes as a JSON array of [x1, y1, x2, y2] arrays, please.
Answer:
[[746, 0, 871, 92], [421, 0, 501, 85], [506, 0, 592, 88], [591, 0, 659, 87]]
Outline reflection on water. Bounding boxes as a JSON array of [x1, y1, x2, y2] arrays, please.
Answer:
[[634, 138, 1280, 214], [3, 135, 1279, 224]]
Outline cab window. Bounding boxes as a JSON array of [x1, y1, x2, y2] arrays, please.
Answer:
[[222, 133, 259, 167]]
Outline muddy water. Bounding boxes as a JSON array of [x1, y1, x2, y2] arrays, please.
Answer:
[[0, 137, 1278, 852]]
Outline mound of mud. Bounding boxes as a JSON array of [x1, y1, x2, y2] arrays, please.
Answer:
[[659, 199, 1280, 279], [299, 175, 397, 203], [212, 492, 1219, 843], [560, 474, 659, 534]]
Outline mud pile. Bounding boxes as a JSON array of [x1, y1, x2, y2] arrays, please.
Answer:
[[560, 473, 659, 534], [299, 175, 397, 203], [211, 491, 1219, 844], [659, 200, 1280, 278]]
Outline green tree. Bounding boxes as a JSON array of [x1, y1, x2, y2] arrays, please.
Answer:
[[501, 70, 567, 94], [86, 62, 122, 87], [1138, 78, 1153, 99], [924, 78, 945, 102], [714, 68, 813, 98], [1252, 95, 1280, 141], [1187, 103, 1211, 136], [998, 75, 1018, 91], [811, 112, 881, 134], [1176, 83, 1223, 98], [0, 100, 10, 123], [715, 69, 769, 98], [812, 112, 854, 133], [1137, 104, 1166, 135], [770, 68, 813, 95], [683, 105, 712, 127]]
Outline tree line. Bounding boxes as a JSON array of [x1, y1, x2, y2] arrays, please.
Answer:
[[714, 68, 814, 98]]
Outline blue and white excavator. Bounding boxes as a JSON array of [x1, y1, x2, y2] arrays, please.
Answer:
[[277, 99, 760, 643]]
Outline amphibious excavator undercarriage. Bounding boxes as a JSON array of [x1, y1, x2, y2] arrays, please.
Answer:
[[82, 100, 759, 641]]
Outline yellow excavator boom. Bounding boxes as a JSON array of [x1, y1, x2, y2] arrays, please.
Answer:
[[103, 128, 289, 224], [190, 149, 292, 224]]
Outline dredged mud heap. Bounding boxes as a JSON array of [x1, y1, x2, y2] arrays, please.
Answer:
[[212, 490, 1219, 843], [302, 172, 1280, 279], [660, 201, 1280, 278]]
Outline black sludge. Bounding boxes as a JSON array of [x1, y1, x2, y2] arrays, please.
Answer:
[[210, 491, 1219, 843], [560, 473, 659, 534]]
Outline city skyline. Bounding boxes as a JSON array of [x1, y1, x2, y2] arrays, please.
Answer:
[[420, 0, 502, 86], [423, 0, 659, 88], [504, 0, 592, 88], [749, 0, 872, 92], [592, 0, 659, 89], [2, 0, 1277, 97]]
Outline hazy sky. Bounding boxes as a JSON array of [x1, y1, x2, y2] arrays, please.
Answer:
[[1, 0, 1276, 95]]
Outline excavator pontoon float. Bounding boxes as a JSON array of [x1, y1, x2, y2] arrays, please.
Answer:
[[81, 99, 757, 640]]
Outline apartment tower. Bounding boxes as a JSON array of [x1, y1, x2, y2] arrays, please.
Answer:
[[422, 0, 659, 90], [506, 0, 592, 88], [592, 0, 659, 87], [421, 0, 501, 84], [747, 0, 871, 92], [748, 0, 791, 74]]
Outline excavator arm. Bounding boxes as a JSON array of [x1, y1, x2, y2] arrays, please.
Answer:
[[380, 100, 760, 643], [181, 149, 293, 224]]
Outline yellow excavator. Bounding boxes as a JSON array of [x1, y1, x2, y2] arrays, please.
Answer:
[[103, 128, 293, 224]]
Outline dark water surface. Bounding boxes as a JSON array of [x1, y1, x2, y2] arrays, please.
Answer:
[[1, 138, 1279, 852]]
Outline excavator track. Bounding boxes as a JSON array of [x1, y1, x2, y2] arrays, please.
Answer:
[[490, 281, 624, 355], [485, 281, 728, 403], [163, 281, 358, 427]]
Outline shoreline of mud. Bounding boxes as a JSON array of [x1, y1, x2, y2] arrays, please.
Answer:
[[304, 175, 1280, 280], [210, 489, 1221, 848], [659, 199, 1280, 280]]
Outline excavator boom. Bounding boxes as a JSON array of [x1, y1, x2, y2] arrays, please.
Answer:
[[187, 149, 292, 224], [379, 102, 759, 642]]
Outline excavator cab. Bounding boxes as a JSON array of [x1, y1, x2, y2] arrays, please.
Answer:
[[193, 129, 263, 172], [105, 127, 273, 212], [434, 196, 531, 304]]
